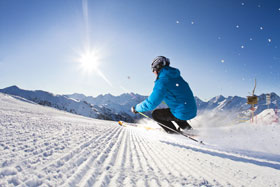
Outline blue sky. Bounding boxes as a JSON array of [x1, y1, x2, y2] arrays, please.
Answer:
[[0, 0, 280, 100]]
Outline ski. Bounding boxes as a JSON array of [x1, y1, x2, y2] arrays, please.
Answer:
[[118, 121, 159, 131], [118, 120, 204, 145]]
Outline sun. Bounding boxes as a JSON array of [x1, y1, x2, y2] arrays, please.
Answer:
[[75, 46, 113, 86], [77, 48, 100, 73]]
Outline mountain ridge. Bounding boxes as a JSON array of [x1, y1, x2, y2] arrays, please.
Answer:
[[0, 86, 134, 122], [1, 85, 279, 122]]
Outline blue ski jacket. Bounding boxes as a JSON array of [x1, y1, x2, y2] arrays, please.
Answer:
[[135, 66, 197, 120]]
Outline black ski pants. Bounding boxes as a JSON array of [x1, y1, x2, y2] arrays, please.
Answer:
[[152, 108, 192, 133]]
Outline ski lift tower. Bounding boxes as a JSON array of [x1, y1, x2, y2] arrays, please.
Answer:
[[247, 79, 258, 123]]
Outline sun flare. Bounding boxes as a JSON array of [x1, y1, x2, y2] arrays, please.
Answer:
[[78, 48, 100, 73], [75, 47, 113, 87]]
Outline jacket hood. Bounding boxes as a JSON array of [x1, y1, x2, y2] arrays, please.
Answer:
[[158, 66, 180, 79]]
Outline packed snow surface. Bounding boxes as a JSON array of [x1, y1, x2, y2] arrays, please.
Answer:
[[1, 93, 280, 186]]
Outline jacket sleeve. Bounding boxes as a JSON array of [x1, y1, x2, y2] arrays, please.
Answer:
[[135, 80, 166, 112]]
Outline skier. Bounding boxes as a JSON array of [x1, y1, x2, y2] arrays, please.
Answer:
[[131, 56, 197, 133]]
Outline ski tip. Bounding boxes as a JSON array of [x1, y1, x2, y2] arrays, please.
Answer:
[[118, 121, 123, 126]]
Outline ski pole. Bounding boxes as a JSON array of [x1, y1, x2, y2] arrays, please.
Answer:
[[138, 112, 204, 144]]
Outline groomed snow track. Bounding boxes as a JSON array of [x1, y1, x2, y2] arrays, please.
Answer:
[[1, 93, 280, 186]]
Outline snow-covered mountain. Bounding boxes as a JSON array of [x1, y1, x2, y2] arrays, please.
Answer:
[[65, 92, 148, 118], [196, 93, 280, 115], [0, 86, 133, 122], [1, 86, 279, 123]]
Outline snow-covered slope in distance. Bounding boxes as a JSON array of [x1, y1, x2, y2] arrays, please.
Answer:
[[0, 86, 133, 122], [1, 92, 280, 186]]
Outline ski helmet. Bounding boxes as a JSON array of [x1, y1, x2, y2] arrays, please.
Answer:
[[151, 56, 170, 72]]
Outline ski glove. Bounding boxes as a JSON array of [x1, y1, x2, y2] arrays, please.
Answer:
[[131, 106, 138, 114]]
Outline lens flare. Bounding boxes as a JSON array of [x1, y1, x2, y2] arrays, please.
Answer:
[[77, 48, 100, 73]]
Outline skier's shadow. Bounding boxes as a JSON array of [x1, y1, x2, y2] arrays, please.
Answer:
[[160, 141, 280, 170]]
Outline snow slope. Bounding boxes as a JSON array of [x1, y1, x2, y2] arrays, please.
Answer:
[[0, 86, 133, 122], [1, 93, 280, 186]]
